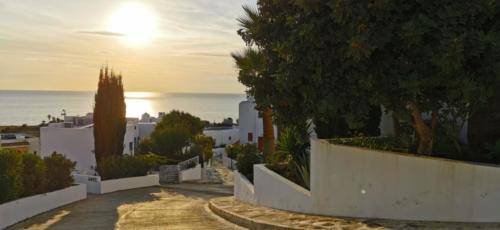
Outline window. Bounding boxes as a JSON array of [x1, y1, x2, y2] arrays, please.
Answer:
[[248, 132, 253, 142], [129, 142, 133, 152]]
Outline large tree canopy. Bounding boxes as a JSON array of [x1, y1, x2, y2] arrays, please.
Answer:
[[148, 110, 204, 158], [242, 0, 500, 153]]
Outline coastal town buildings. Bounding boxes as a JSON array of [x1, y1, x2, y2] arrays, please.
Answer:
[[238, 99, 277, 149], [0, 133, 37, 153], [40, 113, 155, 174]]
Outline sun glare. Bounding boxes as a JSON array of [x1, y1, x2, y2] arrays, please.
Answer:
[[108, 2, 157, 45]]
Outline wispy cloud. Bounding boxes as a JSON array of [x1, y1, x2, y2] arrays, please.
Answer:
[[77, 30, 124, 37], [0, 0, 256, 93]]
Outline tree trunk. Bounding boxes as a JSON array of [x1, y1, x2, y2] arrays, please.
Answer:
[[408, 102, 437, 155], [392, 113, 401, 138], [262, 107, 275, 161]]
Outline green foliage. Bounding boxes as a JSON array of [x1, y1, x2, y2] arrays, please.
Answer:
[[149, 111, 204, 160], [190, 135, 215, 166], [293, 153, 310, 189], [151, 125, 191, 156], [44, 152, 76, 192], [314, 105, 382, 139], [21, 153, 47, 197], [268, 124, 311, 189], [0, 150, 23, 203], [98, 154, 163, 180], [155, 110, 204, 137], [94, 65, 127, 174], [225, 145, 239, 159], [138, 138, 153, 154], [485, 140, 500, 164], [236, 144, 263, 182], [468, 86, 500, 151], [329, 137, 408, 153], [237, 0, 500, 154], [0, 151, 75, 204]]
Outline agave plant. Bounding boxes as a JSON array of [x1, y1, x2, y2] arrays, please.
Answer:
[[275, 122, 311, 189]]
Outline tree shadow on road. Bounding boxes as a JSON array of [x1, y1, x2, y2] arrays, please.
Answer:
[[7, 187, 164, 230]]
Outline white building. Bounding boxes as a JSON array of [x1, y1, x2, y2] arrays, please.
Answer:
[[203, 127, 239, 147], [40, 114, 154, 175], [138, 122, 156, 141], [238, 99, 277, 148]]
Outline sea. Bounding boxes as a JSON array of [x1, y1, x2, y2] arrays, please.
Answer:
[[0, 90, 246, 126]]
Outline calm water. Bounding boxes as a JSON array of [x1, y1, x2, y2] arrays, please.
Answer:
[[0, 90, 246, 125]]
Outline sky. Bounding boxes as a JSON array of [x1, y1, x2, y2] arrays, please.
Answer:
[[0, 0, 256, 93]]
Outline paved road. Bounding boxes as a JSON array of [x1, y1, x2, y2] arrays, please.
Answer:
[[8, 185, 241, 230]]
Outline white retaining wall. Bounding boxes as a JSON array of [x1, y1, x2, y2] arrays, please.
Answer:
[[73, 174, 159, 194], [311, 139, 500, 222], [179, 165, 203, 182], [234, 171, 256, 204], [235, 138, 500, 222], [222, 152, 237, 170], [254, 165, 312, 213], [0, 184, 87, 229]]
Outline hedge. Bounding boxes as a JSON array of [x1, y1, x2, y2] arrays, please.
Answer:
[[0, 150, 75, 204], [235, 144, 263, 182], [328, 137, 408, 153], [98, 153, 167, 180]]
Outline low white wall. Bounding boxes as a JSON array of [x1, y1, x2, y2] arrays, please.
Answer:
[[311, 139, 500, 222], [0, 184, 87, 229], [253, 165, 312, 213], [73, 174, 102, 194], [222, 152, 237, 170], [235, 138, 500, 222], [234, 171, 256, 204], [100, 174, 159, 194], [74, 174, 159, 194], [180, 165, 202, 182]]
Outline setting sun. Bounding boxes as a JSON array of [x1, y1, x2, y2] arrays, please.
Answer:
[[108, 2, 157, 45]]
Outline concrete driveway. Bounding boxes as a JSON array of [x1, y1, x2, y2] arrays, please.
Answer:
[[8, 185, 241, 230]]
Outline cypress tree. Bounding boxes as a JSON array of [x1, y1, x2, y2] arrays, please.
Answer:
[[93, 66, 127, 174]]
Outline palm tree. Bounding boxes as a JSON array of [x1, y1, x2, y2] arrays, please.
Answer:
[[233, 5, 276, 160], [232, 48, 275, 160]]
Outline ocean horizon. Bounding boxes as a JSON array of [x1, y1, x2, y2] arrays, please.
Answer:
[[0, 90, 246, 125]]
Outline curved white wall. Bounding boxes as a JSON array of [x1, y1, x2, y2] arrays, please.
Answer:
[[236, 138, 500, 222], [0, 184, 87, 229], [234, 171, 256, 204]]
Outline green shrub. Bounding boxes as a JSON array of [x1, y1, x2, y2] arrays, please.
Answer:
[[485, 140, 500, 163], [236, 144, 262, 182], [44, 152, 76, 192], [0, 149, 24, 203], [98, 154, 160, 180], [267, 125, 311, 189], [21, 153, 47, 197], [225, 145, 239, 159], [329, 137, 407, 153]]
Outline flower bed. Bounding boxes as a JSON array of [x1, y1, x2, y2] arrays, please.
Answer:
[[0, 184, 87, 229]]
